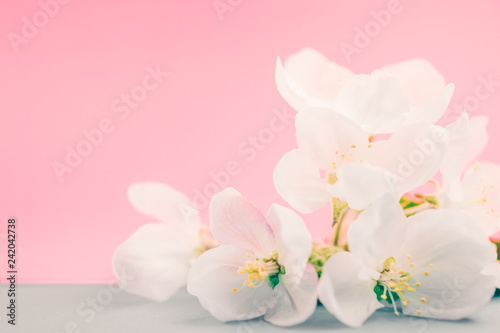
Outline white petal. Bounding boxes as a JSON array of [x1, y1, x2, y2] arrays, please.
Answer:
[[112, 223, 195, 302], [333, 71, 411, 133], [127, 182, 200, 241], [381, 59, 446, 106], [348, 194, 408, 271], [266, 204, 312, 274], [405, 83, 454, 125], [441, 112, 489, 199], [209, 188, 275, 254], [328, 163, 399, 211], [283, 48, 354, 106], [482, 262, 500, 289], [399, 209, 497, 320], [461, 162, 500, 236], [187, 245, 273, 321], [273, 149, 330, 213], [370, 124, 448, 194], [296, 108, 369, 170], [318, 251, 383, 327], [265, 264, 319, 327], [276, 57, 314, 113]]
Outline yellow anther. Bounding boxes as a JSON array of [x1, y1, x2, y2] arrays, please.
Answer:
[[406, 255, 412, 260], [424, 271, 430, 276], [404, 282, 409, 288], [402, 301, 408, 306], [398, 270, 405, 274], [416, 282, 421, 287], [232, 288, 238, 292], [381, 295, 387, 300], [416, 310, 422, 314], [420, 297, 427, 303], [429, 264, 433, 269], [410, 263, 415, 267], [237, 250, 282, 290]]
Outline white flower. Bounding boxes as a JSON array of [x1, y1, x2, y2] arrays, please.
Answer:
[[275, 48, 454, 134], [438, 112, 500, 236], [273, 108, 448, 213], [318, 195, 498, 327], [187, 188, 318, 327], [113, 182, 211, 301]]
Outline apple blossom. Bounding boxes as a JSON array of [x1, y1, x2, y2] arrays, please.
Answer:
[[113, 182, 216, 301], [318, 195, 498, 327], [187, 188, 318, 327], [273, 107, 448, 213], [275, 48, 454, 134]]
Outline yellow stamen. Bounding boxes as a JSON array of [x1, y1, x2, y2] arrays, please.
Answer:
[[420, 297, 427, 303]]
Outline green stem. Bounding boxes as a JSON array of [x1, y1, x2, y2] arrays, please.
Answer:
[[333, 208, 349, 247]]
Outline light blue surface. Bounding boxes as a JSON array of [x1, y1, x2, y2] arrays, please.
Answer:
[[0, 285, 499, 333]]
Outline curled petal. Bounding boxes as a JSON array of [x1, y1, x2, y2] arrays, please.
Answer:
[[370, 124, 448, 195], [318, 251, 382, 327], [328, 163, 399, 211], [273, 149, 330, 213], [187, 245, 273, 322], [348, 194, 408, 271], [381, 59, 446, 106], [441, 113, 489, 200], [113, 223, 195, 302], [265, 264, 319, 326], [127, 182, 200, 241], [266, 204, 312, 274], [296, 108, 369, 170], [399, 209, 497, 319], [333, 71, 411, 134], [209, 188, 275, 254]]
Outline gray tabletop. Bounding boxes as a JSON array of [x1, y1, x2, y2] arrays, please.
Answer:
[[0, 285, 499, 333]]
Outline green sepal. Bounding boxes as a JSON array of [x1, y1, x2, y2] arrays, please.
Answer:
[[269, 275, 280, 290], [373, 282, 399, 304]]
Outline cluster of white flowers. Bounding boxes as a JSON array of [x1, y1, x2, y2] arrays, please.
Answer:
[[113, 48, 500, 327]]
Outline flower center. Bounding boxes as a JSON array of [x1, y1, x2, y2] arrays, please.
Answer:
[[232, 249, 285, 292], [330, 144, 372, 179], [374, 256, 433, 315]]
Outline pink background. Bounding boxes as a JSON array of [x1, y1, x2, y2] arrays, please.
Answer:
[[1, 0, 500, 283]]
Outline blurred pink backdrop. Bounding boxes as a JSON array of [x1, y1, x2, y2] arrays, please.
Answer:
[[1, 0, 500, 283]]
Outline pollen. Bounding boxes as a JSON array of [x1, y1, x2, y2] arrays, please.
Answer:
[[410, 263, 415, 267], [416, 310, 422, 314], [424, 271, 430, 276], [416, 282, 421, 287], [420, 297, 427, 303], [377, 257, 423, 317], [406, 255, 412, 260], [235, 249, 284, 291]]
